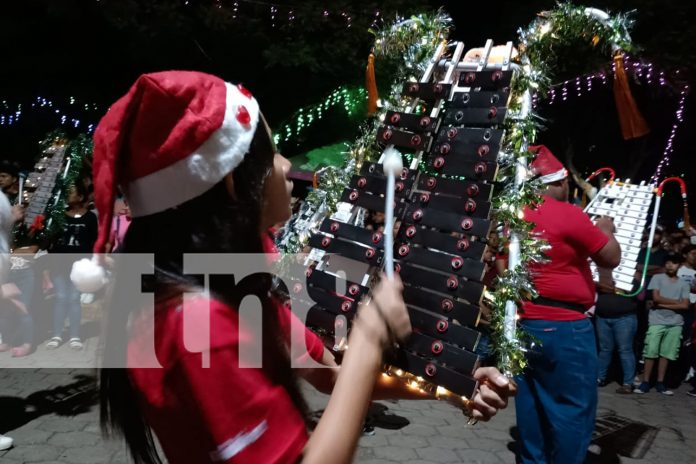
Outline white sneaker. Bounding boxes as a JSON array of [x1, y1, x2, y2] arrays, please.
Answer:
[[685, 367, 695, 383], [0, 434, 13, 450]]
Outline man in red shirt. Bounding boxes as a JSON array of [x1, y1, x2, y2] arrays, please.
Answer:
[[515, 146, 620, 464]]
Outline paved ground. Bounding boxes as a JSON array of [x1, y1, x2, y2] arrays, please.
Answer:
[[1, 367, 695, 463], [1, 337, 695, 463]]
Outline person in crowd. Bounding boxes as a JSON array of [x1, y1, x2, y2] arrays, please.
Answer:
[[0, 176, 23, 450], [45, 182, 97, 350], [687, 311, 696, 397], [595, 267, 638, 394], [0, 160, 20, 205], [515, 145, 620, 464], [635, 254, 690, 395], [106, 196, 131, 253], [678, 245, 696, 381], [0, 158, 34, 357], [637, 226, 668, 280], [635, 225, 669, 376], [95, 71, 515, 464]]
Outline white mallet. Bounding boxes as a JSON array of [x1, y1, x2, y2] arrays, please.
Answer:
[[382, 145, 403, 280]]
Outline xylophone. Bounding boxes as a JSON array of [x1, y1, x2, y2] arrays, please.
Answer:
[[22, 142, 69, 230], [585, 175, 690, 295], [584, 177, 658, 294], [284, 40, 520, 401]]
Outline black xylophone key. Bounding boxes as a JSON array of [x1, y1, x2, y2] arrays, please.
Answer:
[[407, 306, 480, 351], [405, 332, 480, 375], [417, 175, 493, 200], [388, 350, 478, 399], [305, 305, 351, 335], [360, 162, 418, 182], [398, 262, 485, 305], [319, 219, 385, 250], [458, 70, 513, 89], [306, 268, 370, 301], [414, 192, 492, 219], [401, 82, 453, 101], [340, 188, 406, 215], [349, 174, 414, 198], [309, 233, 384, 267], [377, 126, 432, 152], [428, 156, 498, 181], [306, 285, 359, 318], [396, 245, 485, 282], [384, 111, 440, 133], [404, 204, 491, 238], [442, 106, 508, 127], [448, 90, 510, 109], [398, 224, 487, 261], [431, 139, 500, 163], [402, 285, 481, 327], [435, 126, 504, 148]]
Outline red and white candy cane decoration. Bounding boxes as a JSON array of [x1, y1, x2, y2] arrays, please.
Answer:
[[657, 177, 690, 232], [585, 167, 616, 183]]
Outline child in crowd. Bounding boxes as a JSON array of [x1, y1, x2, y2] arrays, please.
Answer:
[[635, 254, 690, 395]]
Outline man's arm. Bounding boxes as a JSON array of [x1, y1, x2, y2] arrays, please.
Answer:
[[591, 217, 621, 269], [652, 289, 690, 310]]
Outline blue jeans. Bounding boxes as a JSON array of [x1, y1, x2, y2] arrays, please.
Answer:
[[10, 267, 35, 345], [52, 272, 82, 340], [515, 318, 598, 464], [596, 314, 637, 385]]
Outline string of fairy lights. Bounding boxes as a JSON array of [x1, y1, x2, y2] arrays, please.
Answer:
[[1, 87, 367, 154], [0, 97, 100, 132], [96, 0, 382, 29], [533, 56, 690, 182], [272, 86, 367, 148], [651, 86, 689, 183]]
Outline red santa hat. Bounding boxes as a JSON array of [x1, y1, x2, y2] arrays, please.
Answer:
[[71, 71, 260, 292], [529, 145, 568, 184]]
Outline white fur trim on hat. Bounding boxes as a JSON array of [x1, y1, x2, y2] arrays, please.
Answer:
[[123, 83, 260, 218], [539, 168, 568, 184]]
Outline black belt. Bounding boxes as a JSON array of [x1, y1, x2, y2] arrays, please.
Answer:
[[532, 296, 587, 313]]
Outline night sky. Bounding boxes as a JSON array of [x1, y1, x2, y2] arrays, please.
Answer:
[[1, 0, 694, 224]]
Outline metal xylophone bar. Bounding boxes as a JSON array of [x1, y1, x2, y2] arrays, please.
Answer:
[[584, 179, 659, 295]]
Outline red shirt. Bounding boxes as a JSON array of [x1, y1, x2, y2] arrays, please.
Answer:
[[521, 196, 608, 321], [128, 233, 325, 464]]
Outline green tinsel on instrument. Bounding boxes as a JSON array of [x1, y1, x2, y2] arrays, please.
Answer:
[[43, 134, 93, 241], [278, 3, 636, 376]]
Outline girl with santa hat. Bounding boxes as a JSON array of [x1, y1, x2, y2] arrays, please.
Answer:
[[84, 71, 513, 464]]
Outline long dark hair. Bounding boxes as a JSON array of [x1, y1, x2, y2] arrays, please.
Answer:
[[99, 123, 308, 464]]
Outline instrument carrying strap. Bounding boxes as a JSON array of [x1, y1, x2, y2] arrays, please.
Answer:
[[532, 296, 587, 313]]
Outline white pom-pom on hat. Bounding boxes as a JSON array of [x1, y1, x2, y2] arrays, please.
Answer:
[[70, 257, 108, 293]]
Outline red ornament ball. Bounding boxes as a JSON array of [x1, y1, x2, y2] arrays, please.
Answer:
[[237, 84, 253, 99], [236, 105, 251, 126]]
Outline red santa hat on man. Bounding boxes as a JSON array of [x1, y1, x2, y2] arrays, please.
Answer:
[[71, 70, 261, 292], [529, 145, 568, 184]]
